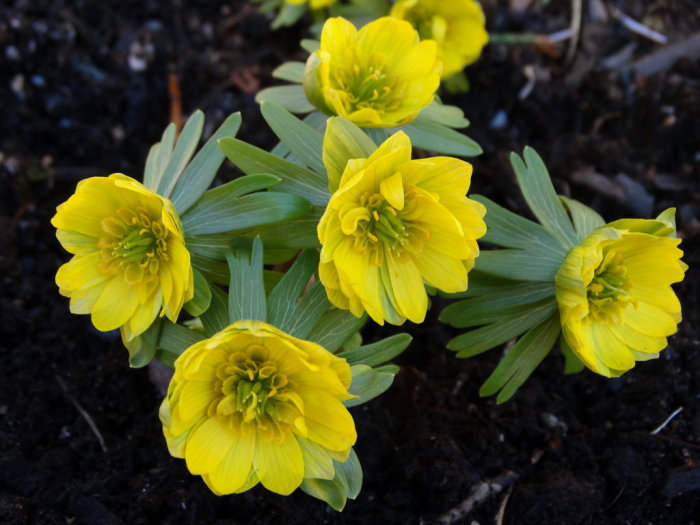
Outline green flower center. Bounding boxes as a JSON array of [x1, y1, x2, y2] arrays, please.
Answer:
[[334, 56, 402, 113], [98, 207, 169, 282], [586, 252, 635, 322], [211, 344, 300, 437]]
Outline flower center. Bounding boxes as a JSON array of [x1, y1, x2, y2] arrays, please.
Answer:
[[586, 252, 635, 322], [334, 56, 402, 113], [211, 344, 300, 439], [98, 207, 169, 283]]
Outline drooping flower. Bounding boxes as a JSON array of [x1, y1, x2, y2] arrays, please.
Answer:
[[159, 320, 357, 496], [284, 0, 336, 8], [555, 215, 687, 377], [304, 16, 442, 128], [318, 130, 486, 325], [390, 0, 488, 80], [52, 173, 194, 342]]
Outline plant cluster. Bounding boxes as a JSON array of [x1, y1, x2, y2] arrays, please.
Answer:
[[52, 2, 686, 511]]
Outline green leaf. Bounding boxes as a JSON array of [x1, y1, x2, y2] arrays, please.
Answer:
[[560, 335, 585, 374], [184, 269, 212, 317], [267, 250, 319, 331], [157, 110, 205, 198], [261, 102, 325, 174], [510, 148, 578, 249], [301, 39, 320, 54], [473, 194, 564, 255], [300, 449, 362, 512], [218, 137, 330, 206], [144, 123, 176, 191], [337, 333, 412, 367], [479, 314, 561, 403], [345, 364, 397, 407], [255, 85, 315, 114], [607, 208, 678, 238], [239, 207, 323, 250], [418, 101, 469, 128], [283, 283, 331, 340], [200, 284, 229, 336], [171, 112, 242, 214], [182, 188, 312, 235], [125, 318, 162, 368], [226, 237, 266, 323], [390, 115, 482, 157], [323, 117, 377, 192], [271, 2, 306, 29], [156, 322, 206, 367], [440, 281, 555, 328], [474, 249, 562, 282], [306, 309, 367, 353], [560, 196, 605, 241], [272, 61, 306, 83], [447, 299, 558, 357], [333, 448, 362, 499]]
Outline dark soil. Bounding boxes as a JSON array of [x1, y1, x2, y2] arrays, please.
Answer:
[[1, 1, 699, 524]]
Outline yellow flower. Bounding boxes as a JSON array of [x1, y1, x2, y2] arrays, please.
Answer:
[[318, 130, 486, 325], [284, 0, 336, 8], [51, 174, 194, 342], [159, 320, 357, 496], [391, 0, 488, 79], [555, 217, 686, 377], [304, 16, 442, 128]]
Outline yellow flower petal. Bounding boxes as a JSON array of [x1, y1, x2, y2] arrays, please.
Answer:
[[254, 433, 304, 495], [185, 417, 235, 475], [204, 431, 256, 495]]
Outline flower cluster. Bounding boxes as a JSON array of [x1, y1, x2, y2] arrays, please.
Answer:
[[160, 320, 356, 495], [52, 174, 193, 343], [556, 218, 686, 377]]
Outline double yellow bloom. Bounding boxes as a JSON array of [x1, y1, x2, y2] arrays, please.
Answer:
[[318, 131, 486, 325], [52, 174, 193, 342], [556, 217, 686, 377], [304, 17, 441, 127], [160, 320, 357, 496]]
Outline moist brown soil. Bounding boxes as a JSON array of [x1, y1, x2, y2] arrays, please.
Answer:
[[1, 1, 699, 524]]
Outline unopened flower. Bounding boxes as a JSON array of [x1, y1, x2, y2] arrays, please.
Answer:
[[304, 16, 441, 128], [160, 320, 357, 496], [284, 0, 336, 8], [391, 0, 488, 80], [318, 130, 486, 325], [52, 174, 194, 342], [555, 217, 686, 377]]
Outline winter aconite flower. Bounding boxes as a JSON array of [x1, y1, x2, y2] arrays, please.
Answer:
[[159, 320, 357, 496], [304, 16, 441, 128], [318, 130, 486, 325], [52, 174, 194, 342], [555, 216, 686, 377], [390, 0, 488, 80], [284, 0, 336, 8]]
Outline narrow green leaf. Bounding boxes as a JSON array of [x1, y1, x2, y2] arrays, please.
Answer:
[[301, 39, 320, 54], [345, 364, 397, 407], [183, 190, 312, 235], [267, 250, 319, 331], [448, 300, 558, 357], [143, 142, 160, 190], [184, 269, 212, 317], [145, 123, 177, 191], [560, 335, 585, 375], [226, 237, 267, 323], [475, 249, 562, 282], [511, 148, 578, 248], [238, 207, 322, 250], [261, 102, 325, 173], [218, 137, 330, 206], [440, 281, 555, 327], [283, 283, 330, 340], [323, 117, 377, 192], [200, 284, 229, 336], [392, 116, 482, 157], [156, 322, 206, 367], [171, 112, 242, 214], [307, 310, 367, 353], [473, 194, 564, 255], [255, 85, 315, 113], [158, 110, 205, 198], [479, 314, 560, 403], [334, 448, 362, 499], [272, 61, 306, 83], [560, 196, 605, 241], [271, 3, 306, 29], [300, 479, 347, 512], [418, 100, 470, 128], [337, 333, 412, 367], [126, 318, 162, 368]]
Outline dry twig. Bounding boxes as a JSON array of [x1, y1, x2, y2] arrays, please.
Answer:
[[650, 407, 684, 435], [434, 471, 519, 524], [56, 375, 107, 453]]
